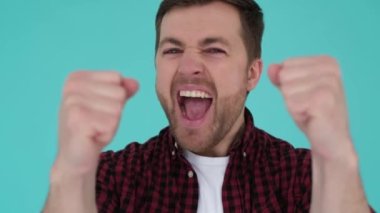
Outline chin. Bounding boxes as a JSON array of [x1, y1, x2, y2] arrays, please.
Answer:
[[172, 120, 226, 155]]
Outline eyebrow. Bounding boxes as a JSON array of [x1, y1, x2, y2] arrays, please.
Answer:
[[199, 37, 230, 47], [158, 36, 230, 49], [158, 37, 184, 49]]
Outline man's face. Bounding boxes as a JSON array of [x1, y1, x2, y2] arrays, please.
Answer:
[[155, 2, 261, 156]]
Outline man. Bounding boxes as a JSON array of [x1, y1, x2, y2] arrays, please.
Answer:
[[43, 0, 374, 212]]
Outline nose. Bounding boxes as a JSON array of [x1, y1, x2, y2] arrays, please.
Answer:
[[177, 50, 205, 76]]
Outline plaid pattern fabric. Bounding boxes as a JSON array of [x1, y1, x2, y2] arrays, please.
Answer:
[[95, 109, 373, 212]]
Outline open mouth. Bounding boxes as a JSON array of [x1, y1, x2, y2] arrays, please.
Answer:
[[177, 90, 213, 121]]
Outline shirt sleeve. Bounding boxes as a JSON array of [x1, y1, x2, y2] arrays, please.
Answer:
[[294, 148, 312, 212], [96, 151, 120, 213], [294, 149, 377, 213], [95, 142, 143, 212]]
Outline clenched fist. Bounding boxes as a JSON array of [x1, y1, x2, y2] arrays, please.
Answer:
[[52, 71, 139, 176], [268, 56, 354, 160]]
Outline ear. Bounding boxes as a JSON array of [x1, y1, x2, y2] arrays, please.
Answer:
[[246, 58, 263, 92]]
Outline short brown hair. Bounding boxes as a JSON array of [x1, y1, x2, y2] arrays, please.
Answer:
[[155, 0, 264, 61]]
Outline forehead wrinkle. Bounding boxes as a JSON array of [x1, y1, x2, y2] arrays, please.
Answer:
[[159, 35, 231, 49], [199, 37, 231, 47], [159, 37, 184, 49], [160, 3, 241, 44]]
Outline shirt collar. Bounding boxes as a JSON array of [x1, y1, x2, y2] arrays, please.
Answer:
[[226, 107, 256, 155]]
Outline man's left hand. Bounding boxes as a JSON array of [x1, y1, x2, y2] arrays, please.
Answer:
[[268, 56, 354, 161]]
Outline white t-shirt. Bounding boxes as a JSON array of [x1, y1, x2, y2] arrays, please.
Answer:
[[183, 150, 230, 213]]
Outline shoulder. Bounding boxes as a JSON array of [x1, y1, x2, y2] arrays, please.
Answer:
[[250, 127, 312, 204], [99, 128, 168, 170], [249, 127, 312, 188], [95, 128, 171, 210], [253, 127, 311, 166], [97, 127, 171, 183]]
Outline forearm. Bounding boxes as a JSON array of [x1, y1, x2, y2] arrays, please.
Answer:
[[43, 168, 98, 213], [310, 145, 370, 213]]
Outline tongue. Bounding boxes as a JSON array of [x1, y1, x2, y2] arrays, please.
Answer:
[[184, 98, 211, 121]]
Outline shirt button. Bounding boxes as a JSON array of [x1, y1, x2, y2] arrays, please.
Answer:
[[174, 142, 178, 149], [188, 170, 194, 178], [243, 152, 247, 158], [171, 151, 175, 156]]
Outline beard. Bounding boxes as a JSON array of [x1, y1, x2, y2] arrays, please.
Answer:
[[156, 75, 247, 155]]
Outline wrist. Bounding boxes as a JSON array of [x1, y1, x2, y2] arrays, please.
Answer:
[[311, 136, 358, 168], [50, 159, 98, 185], [310, 140, 370, 213], [46, 172, 97, 213]]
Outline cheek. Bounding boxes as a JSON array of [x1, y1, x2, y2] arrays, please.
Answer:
[[156, 61, 175, 98], [212, 64, 247, 97]]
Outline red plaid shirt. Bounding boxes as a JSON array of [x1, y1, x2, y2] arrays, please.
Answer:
[[95, 109, 373, 212]]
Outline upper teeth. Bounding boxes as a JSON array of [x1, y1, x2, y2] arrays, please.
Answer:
[[180, 90, 211, 98]]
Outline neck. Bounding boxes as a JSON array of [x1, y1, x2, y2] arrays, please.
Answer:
[[193, 109, 246, 157]]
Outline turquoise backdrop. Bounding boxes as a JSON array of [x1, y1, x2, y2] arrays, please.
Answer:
[[0, 0, 378, 212]]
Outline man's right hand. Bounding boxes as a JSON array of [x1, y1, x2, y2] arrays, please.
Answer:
[[44, 71, 138, 213], [52, 71, 139, 178]]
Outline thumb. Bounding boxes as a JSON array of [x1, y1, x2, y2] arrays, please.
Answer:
[[268, 64, 282, 87], [122, 77, 139, 98]]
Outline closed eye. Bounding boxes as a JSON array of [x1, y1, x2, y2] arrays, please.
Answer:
[[203, 48, 227, 55], [162, 48, 183, 55]]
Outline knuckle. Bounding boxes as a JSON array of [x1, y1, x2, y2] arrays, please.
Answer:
[[105, 102, 123, 117], [283, 57, 300, 67], [280, 84, 291, 97], [113, 102, 124, 115], [329, 74, 340, 86], [68, 71, 88, 80], [115, 87, 127, 100], [118, 102, 125, 114], [67, 72, 78, 81], [106, 71, 122, 82], [322, 74, 341, 90], [63, 80, 78, 96], [283, 59, 292, 67], [62, 95, 82, 108], [320, 55, 339, 66], [286, 98, 296, 109], [319, 55, 333, 62], [278, 69, 287, 83]]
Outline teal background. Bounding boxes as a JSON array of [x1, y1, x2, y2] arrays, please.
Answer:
[[0, 0, 378, 212]]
